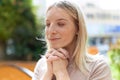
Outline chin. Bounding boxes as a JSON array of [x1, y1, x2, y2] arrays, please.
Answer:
[[50, 46, 61, 49], [49, 45, 65, 49]]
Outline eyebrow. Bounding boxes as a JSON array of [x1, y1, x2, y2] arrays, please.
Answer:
[[46, 18, 68, 22], [56, 18, 68, 21]]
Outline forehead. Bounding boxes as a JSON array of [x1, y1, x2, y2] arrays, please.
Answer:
[[46, 7, 72, 21]]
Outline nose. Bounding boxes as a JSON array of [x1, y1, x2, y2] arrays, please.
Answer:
[[48, 24, 57, 34]]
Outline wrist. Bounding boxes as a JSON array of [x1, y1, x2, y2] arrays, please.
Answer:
[[42, 71, 53, 80], [46, 70, 53, 78], [55, 70, 70, 80]]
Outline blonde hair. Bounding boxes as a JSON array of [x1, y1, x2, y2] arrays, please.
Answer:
[[46, 1, 92, 75]]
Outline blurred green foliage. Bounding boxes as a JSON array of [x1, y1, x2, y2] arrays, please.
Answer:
[[0, 0, 46, 60], [108, 39, 120, 80]]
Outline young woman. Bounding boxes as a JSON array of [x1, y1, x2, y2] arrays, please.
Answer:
[[32, 1, 112, 80]]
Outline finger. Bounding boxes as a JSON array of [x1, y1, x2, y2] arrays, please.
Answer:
[[46, 48, 55, 54], [45, 48, 55, 58], [47, 55, 59, 61], [45, 53, 52, 59], [57, 48, 69, 58], [52, 50, 66, 59]]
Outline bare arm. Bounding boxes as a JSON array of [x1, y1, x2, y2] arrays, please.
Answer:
[[52, 48, 70, 80], [45, 48, 70, 80], [42, 71, 53, 80], [55, 69, 70, 80]]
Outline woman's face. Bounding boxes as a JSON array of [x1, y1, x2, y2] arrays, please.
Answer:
[[45, 7, 77, 49]]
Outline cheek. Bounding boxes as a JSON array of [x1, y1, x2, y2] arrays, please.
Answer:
[[63, 31, 76, 42]]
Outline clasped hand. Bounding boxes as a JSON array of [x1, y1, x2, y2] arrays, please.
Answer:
[[45, 48, 69, 78]]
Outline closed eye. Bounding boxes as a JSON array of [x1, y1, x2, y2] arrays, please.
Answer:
[[46, 23, 50, 27], [57, 22, 65, 27]]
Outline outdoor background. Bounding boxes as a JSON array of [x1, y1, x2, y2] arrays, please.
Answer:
[[0, 0, 120, 80]]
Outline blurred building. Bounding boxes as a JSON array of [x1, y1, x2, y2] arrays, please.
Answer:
[[83, 3, 120, 37], [82, 3, 120, 55]]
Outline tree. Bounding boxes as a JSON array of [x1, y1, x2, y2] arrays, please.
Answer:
[[0, 0, 46, 60], [108, 39, 120, 80]]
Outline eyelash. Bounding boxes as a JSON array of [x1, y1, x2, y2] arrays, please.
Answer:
[[46, 23, 50, 27], [46, 22, 65, 27], [57, 23, 65, 27]]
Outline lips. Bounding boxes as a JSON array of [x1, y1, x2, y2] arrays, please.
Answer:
[[48, 38, 60, 41]]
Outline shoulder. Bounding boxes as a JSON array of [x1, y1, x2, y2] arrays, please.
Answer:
[[32, 56, 47, 80], [35, 56, 47, 69], [90, 54, 109, 66], [88, 54, 110, 72], [88, 55, 112, 80], [87, 54, 109, 70]]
